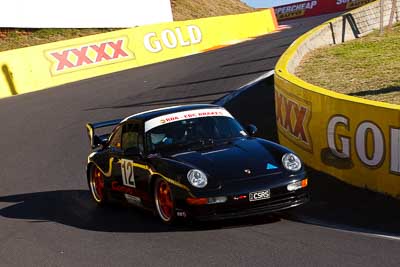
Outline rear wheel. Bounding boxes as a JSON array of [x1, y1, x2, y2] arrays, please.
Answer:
[[89, 165, 108, 205], [154, 178, 176, 224]]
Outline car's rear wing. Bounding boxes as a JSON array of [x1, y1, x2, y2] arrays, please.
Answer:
[[86, 119, 121, 149]]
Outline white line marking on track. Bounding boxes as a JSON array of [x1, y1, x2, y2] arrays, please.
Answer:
[[290, 215, 400, 242], [239, 70, 275, 89], [331, 226, 400, 242]]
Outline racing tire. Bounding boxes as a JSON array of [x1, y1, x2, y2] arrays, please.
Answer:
[[88, 165, 108, 206], [154, 178, 177, 224]]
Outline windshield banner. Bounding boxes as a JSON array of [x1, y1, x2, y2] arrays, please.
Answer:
[[145, 108, 233, 132]]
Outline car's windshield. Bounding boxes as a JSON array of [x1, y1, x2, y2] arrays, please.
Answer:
[[146, 116, 247, 153]]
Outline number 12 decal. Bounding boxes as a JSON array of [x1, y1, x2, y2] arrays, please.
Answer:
[[121, 159, 136, 188]]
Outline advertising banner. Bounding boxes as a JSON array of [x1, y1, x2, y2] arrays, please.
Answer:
[[274, 0, 400, 197], [274, 0, 375, 20], [0, 10, 278, 98], [274, 74, 400, 198]]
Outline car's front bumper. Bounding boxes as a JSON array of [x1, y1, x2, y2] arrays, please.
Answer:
[[180, 188, 309, 221]]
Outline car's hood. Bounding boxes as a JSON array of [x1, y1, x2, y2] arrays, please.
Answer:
[[167, 138, 283, 183]]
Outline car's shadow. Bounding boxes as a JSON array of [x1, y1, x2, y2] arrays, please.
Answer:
[[3, 174, 400, 236], [0, 190, 281, 233]]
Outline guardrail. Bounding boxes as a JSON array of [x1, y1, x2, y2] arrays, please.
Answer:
[[275, 0, 400, 198], [0, 10, 278, 99]]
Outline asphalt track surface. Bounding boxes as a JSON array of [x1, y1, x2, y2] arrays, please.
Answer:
[[1, 14, 400, 266]]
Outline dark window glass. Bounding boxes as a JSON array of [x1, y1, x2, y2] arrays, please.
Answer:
[[109, 126, 122, 149], [122, 123, 144, 152], [146, 116, 246, 152]]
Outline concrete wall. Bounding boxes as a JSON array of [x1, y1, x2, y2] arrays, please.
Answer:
[[0, 10, 277, 99], [275, 0, 400, 198]]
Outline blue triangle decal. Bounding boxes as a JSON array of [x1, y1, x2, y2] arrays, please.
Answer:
[[266, 163, 278, 170]]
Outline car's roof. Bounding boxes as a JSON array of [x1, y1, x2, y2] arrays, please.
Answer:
[[121, 104, 224, 122]]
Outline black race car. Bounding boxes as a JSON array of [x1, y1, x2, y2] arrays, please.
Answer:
[[86, 104, 308, 224]]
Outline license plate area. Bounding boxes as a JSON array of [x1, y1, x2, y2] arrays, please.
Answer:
[[249, 189, 271, 202]]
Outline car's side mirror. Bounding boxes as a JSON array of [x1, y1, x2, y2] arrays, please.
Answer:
[[124, 147, 143, 158], [246, 124, 258, 137]]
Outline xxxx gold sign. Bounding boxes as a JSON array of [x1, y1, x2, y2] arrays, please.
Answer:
[[275, 87, 312, 152], [46, 37, 135, 75]]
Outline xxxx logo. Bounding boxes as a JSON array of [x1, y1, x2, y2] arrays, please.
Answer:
[[275, 88, 312, 152], [46, 37, 134, 75]]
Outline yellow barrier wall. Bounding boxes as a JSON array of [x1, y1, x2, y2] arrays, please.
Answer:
[[0, 10, 277, 98], [275, 9, 400, 198]]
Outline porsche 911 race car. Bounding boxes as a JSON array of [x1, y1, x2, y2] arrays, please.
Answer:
[[86, 104, 309, 224]]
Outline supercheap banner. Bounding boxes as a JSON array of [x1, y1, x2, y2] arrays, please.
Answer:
[[274, 0, 375, 20]]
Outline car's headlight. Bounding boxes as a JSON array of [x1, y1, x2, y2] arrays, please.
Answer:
[[282, 153, 302, 172], [187, 169, 208, 188]]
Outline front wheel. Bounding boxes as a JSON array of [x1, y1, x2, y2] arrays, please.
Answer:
[[154, 178, 176, 224], [88, 165, 108, 205]]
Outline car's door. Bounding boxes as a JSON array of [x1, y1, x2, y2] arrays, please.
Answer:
[[111, 121, 151, 206], [106, 125, 125, 190]]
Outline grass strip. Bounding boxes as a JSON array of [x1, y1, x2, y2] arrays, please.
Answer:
[[296, 23, 400, 105]]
